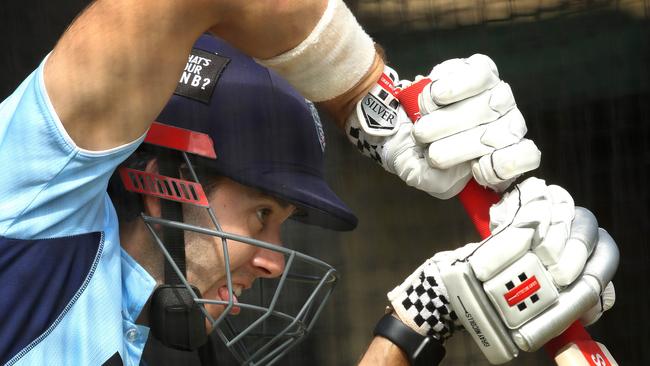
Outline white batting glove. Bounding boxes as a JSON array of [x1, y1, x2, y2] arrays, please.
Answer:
[[345, 66, 470, 199], [413, 54, 541, 191], [345, 55, 540, 199], [387, 178, 619, 364]]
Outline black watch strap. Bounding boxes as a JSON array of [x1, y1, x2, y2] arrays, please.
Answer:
[[373, 314, 446, 366]]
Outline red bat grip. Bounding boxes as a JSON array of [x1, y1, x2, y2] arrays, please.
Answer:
[[395, 77, 603, 364], [457, 179, 500, 239]]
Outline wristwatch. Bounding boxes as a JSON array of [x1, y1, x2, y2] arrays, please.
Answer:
[[373, 310, 446, 366]]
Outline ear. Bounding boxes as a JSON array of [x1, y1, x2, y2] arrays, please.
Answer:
[[142, 158, 162, 218]]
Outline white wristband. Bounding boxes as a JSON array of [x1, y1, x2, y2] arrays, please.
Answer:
[[257, 0, 375, 102]]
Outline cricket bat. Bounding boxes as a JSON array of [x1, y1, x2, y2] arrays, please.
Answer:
[[395, 79, 618, 366]]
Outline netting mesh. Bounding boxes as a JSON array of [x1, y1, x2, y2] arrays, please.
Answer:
[[349, 0, 649, 31]]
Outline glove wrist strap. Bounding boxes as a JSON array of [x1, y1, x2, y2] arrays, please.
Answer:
[[373, 313, 446, 366]]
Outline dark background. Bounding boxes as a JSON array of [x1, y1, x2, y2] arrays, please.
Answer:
[[1, 1, 648, 365]]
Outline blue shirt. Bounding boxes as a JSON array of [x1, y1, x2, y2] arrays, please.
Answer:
[[0, 58, 156, 365]]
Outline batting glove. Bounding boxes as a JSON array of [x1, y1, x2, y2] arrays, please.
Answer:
[[345, 55, 541, 199], [387, 177, 619, 364]]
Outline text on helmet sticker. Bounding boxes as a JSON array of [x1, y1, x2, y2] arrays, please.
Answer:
[[174, 48, 230, 104]]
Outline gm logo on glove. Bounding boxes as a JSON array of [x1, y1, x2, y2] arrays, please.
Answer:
[[504, 273, 541, 310], [483, 253, 559, 329]]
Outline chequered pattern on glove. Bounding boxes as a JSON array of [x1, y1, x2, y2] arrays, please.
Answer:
[[347, 126, 384, 165], [388, 260, 460, 339]]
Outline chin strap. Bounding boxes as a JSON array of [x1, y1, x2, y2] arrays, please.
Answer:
[[148, 153, 209, 352]]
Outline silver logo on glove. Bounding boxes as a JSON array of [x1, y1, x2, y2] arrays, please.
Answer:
[[356, 73, 400, 137]]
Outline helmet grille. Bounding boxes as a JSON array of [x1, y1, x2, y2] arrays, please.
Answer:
[[119, 167, 210, 207]]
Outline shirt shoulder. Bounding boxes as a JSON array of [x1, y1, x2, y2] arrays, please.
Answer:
[[0, 56, 145, 239]]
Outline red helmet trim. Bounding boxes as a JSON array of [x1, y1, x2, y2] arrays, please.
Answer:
[[119, 167, 210, 207], [144, 122, 217, 159]]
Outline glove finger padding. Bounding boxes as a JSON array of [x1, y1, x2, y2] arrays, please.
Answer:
[[414, 82, 516, 144], [379, 111, 473, 198], [419, 54, 500, 111], [543, 207, 598, 286], [470, 178, 568, 281], [471, 139, 541, 188], [580, 281, 616, 326], [390, 142, 472, 199], [488, 177, 562, 233], [424, 107, 527, 170]]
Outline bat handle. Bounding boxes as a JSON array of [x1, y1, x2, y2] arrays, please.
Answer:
[[457, 179, 499, 238], [458, 180, 615, 366]]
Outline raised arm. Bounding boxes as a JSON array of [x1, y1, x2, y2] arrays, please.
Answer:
[[44, 0, 330, 151]]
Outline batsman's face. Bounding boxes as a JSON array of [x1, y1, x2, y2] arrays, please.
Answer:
[[182, 177, 296, 329]]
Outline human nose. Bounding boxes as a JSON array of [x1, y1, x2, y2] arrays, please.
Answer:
[[250, 226, 286, 278], [251, 247, 286, 278]]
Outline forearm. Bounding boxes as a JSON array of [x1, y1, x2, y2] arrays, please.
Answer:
[[358, 336, 410, 366], [45, 0, 329, 151], [209, 0, 327, 59]]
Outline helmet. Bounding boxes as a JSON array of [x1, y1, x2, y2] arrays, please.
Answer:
[[115, 34, 356, 365]]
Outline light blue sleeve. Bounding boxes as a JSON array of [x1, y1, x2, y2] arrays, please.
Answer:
[[0, 57, 145, 239]]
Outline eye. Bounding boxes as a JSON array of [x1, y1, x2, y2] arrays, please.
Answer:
[[256, 207, 272, 224]]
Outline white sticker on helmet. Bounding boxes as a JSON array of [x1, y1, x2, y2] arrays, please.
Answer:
[[307, 100, 326, 152]]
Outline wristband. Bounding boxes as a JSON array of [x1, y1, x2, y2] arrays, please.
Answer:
[[257, 0, 375, 102], [373, 313, 446, 366]]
